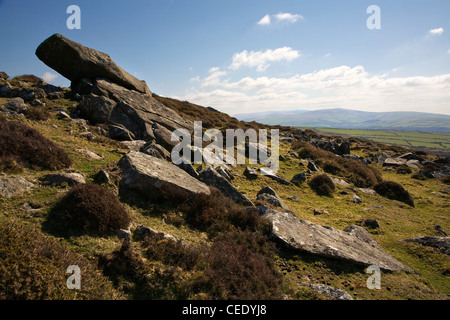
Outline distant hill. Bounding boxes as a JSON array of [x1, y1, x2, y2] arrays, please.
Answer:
[[235, 108, 450, 133]]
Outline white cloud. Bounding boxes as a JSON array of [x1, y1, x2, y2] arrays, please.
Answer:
[[42, 72, 57, 83], [448, 49, 450, 54], [229, 47, 300, 72], [324, 53, 332, 58], [190, 76, 200, 82], [179, 65, 450, 115], [274, 12, 303, 23], [257, 14, 271, 26], [428, 27, 444, 35], [257, 12, 302, 25]]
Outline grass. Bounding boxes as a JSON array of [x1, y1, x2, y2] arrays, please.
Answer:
[[0, 84, 449, 300], [312, 127, 450, 154]]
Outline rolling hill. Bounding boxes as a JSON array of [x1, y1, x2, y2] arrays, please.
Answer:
[[235, 108, 450, 133]]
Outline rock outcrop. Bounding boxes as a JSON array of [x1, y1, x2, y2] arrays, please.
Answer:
[[36, 33, 151, 95], [118, 151, 210, 197], [261, 209, 413, 272], [0, 176, 35, 198], [402, 237, 450, 255], [35, 34, 193, 143]]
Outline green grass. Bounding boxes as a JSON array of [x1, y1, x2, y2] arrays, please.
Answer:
[[310, 127, 450, 153]]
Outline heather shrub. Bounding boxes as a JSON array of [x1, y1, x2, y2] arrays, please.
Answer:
[[0, 115, 72, 171], [23, 106, 50, 121], [195, 238, 283, 300], [309, 174, 335, 197], [0, 220, 122, 299], [49, 183, 130, 235], [374, 181, 415, 207], [293, 141, 382, 187]]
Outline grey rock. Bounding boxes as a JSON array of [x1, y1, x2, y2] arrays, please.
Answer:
[[261, 209, 413, 272], [352, 194, 362, 204], [75, 148, 103, 160], [120, 140, 147, 152], [257, 186, 278, 197], [176, 161, 199, 179], [434, 225, 447, 237], [0, 176, 35, 198], [43, 171, 86, 186], [307, 160, 319, 172], [198, 166, 253, 206], [116, 229, 131, 243], [383, 157, 407, 167], [373, 152, 389, 166], [291, 173, 307, 185], [36, 33, 151, 95], [118, 151, 210, 198], [260, 168, 293, 185], [95, 169, 111, 185], [331, 177, 351, 187], [78, 94, 116, 124], [2, 97, 27, 113], [313, 209, 329, 215], [134, 225, 178, 242], [140, 142, 171, 160], [244, 166, 258, 179], [358, 188, 377, 195], [257, 193, 289, 211], [299, 283, 353, 300], [362, 219, 380, 229], [47, 91, 64, 100], [0, 71, 9, 80], [402, 237, 450, 255]]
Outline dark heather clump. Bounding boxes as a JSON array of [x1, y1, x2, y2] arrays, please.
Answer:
[[309, 174, 336, 197], [374, 181, 415, 207]]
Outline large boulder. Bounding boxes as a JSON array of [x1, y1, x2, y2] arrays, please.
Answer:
[[402, 237, 450, 256], [35, 33, 151, 95], [0, 176, 35, 198], [261, 209, 413, 272], [77, 78, 192, 141], [118, 151, 210, 197]]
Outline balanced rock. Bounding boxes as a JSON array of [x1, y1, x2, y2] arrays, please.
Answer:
[[35, 33, 151, 95]]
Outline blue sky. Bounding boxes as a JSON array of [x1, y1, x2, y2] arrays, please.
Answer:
[[0, 0, 449, 115]]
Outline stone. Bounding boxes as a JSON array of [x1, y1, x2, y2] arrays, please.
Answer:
[[1, 97, 27, 113], [152, 123, 179, 152], [118, 151, 210, 198], [434, 225, 447, 237], [47, 91, 65, 100], [291, 173, 307, 185], [402, 237, 450, 255], [257, 186, 278, 197], [260, 168, 293, 185], [406, 160, 422, 169], [361, 219, 380, 229], [257, 193, 289, 211], [43, 171, 86, 186], [383, 158, 407, 167], [120, 140, 147, 152], [352, 194, 362, 204], [198, 166, 253, 206], [244, 166, 258, 179], [358, 188, 377, 195], [78, 94, 116, 124], [134, 225, 179, 243], [176, 162, 199, 179], [79, 131, 95, 141], [307, 160, 319, 172], [313, 209, 329, 215], [75, 148, 103, 160], [36, 33, 151, 95], [95, 169, 111, 185], [30, 99, 46, 107], [116, 229, 131, 243], [0, 72, 9, 80], [261, 209, 413, 272], [0, 176, 35, 198], [331, 177, 351, 187], [140, 142, 171, 160], [299, 283, 353, 300], [337, 141, 351, 155], [81, 78, 192, 141]]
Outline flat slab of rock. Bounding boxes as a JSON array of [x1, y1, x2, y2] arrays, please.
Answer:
[[118, 151, 210, 197], [43, 172, 86, 186], [261, 209, 413, 272], [36, 34, 151, 95], [402, 237, 450, 255], [0, 176, 35, 198]]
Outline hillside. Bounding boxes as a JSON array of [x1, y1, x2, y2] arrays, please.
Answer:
[[0, 34, 449, 302], [235, 108, 450, 133]]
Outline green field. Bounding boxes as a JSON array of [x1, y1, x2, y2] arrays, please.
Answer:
[[310, 128, 450, 154]]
